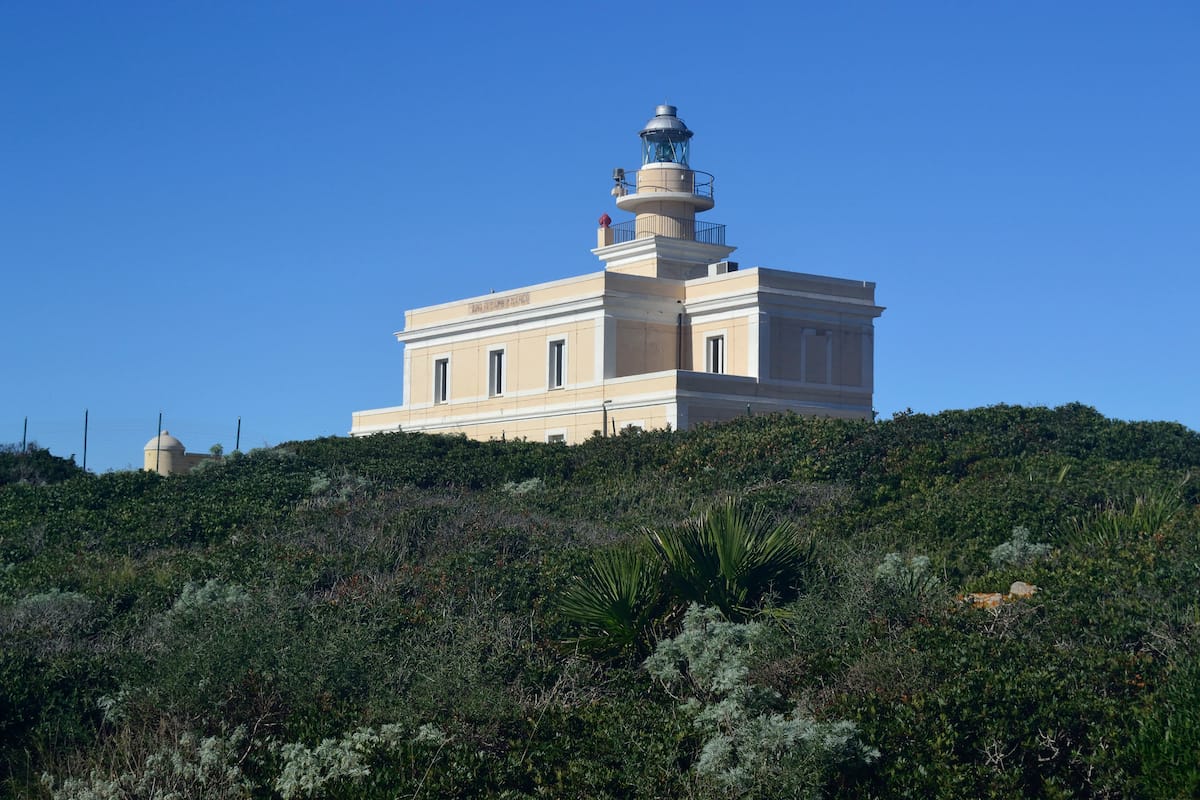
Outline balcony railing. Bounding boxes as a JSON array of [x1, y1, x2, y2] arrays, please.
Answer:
[[615, 168, 714, 199], [610, 216, 726, 246]]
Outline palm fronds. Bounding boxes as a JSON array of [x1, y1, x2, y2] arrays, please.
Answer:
[[648, 500, 814, 620], [556, 546, 666, 655]]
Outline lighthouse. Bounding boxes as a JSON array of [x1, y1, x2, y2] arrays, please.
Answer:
[[351, 103, 883, 445], [596, 105, 736, 280]]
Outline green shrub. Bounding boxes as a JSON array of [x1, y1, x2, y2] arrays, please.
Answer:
[[1066, 485, 1186, 549], [1127, 653, 1200, 798], [5, 405, 1200, 797], [989, 526, 1051, 568], [874, 552, 938, 600], [272, 723, 443, 799], [43, 725, 252, 800], [0, 444, 83, 487], [645, 605, 878, 798], [501, 477, 544, 496], [871, 552, 942, 625]]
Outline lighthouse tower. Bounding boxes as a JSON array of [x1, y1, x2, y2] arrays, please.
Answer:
[[594, 105, 736, 280]]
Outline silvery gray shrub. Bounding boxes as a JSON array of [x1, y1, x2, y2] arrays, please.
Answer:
[[989, 526, 1051, 568], [645, 605, 878, 795]]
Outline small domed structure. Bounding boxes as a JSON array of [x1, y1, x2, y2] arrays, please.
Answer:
[[144, 430, 187, 475], [144, 430, 185, 453]]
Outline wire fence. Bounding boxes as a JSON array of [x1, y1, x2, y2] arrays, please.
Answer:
[[8, 413, 275, 473]]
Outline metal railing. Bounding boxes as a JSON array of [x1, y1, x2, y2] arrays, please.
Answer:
[[609, 216, 726, 246], [615, 168, 715, 199]]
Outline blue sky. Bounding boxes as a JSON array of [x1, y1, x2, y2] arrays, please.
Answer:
[[3, 2, 1198, 472]]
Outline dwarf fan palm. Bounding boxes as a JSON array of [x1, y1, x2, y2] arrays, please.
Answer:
[[556, 546, 666, 655], [648, 501, 813, 620]]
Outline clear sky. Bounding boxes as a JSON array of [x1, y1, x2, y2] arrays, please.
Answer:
[[3, 1, 1198, 472]]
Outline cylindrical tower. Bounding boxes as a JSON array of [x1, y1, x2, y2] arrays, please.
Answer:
[[614, 105, 715, 240]]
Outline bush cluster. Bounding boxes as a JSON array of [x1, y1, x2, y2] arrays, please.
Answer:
[[1, 403, 1198, 797]]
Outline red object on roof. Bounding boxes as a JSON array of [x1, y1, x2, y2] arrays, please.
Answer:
[[598, 213, 612, 228]]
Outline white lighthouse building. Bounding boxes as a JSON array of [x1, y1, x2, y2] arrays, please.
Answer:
[[350, 105, 884, 443]]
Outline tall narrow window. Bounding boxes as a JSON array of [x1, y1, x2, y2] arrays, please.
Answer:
[[548, 339, 566, 389], [706, 335, 725, 374], [488, 349, 505, 397], [433, 358, 449, 404]]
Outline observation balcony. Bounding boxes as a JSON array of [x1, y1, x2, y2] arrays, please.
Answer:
[[613, 167, 715, 200], [608, 215, 726, 246]]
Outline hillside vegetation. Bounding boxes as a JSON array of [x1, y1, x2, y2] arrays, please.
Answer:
[[1, 404, 1198, 798]]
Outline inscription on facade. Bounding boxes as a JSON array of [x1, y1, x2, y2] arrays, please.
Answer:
[[469, 292, 531, 314]]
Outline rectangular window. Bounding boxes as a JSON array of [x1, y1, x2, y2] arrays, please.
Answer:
[[548, 339, 566, 389], [488, 349, 505, 397], [546, 433, 566, 444], [433, 358, 449, 404], [706, 335, 725, 374]]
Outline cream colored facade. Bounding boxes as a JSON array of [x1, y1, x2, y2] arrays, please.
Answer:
[[143, 431, 210, 475], [351, 106, 883, 444]]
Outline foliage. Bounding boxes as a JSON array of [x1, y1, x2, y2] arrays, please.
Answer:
[[43, 725, 252, 800], [556, 546, 665, 655], [988, 526, 1052, 568], [646, 605, 878, 798], [501, 477, 544, 496], [0, 444, 82, 487], [1065, 484, 1186, 549], [558, 499, 813, 652], [3, 404, 1200, 797], [272, 723, 436, 799], [648, 500, 814, 620], [1125, 650, 1200, 798], [873, 552, 935, 594]]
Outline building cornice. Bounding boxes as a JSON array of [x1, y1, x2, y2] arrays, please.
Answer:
[[592, 236, 736, 270], [397, 298, 608, 345], [398, 276, 688, 347]]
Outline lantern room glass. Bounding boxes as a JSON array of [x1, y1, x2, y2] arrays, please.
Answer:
[[641, 135, 690, 167]]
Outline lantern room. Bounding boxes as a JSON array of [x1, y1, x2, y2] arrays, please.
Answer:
[[640, 104, 693, 166]]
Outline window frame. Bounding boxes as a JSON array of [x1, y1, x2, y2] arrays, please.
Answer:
[[705, 333, 726, 374], [432, 356, 450, 404], [487, 346, 506, 397], [547, 337, 567, 390]]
